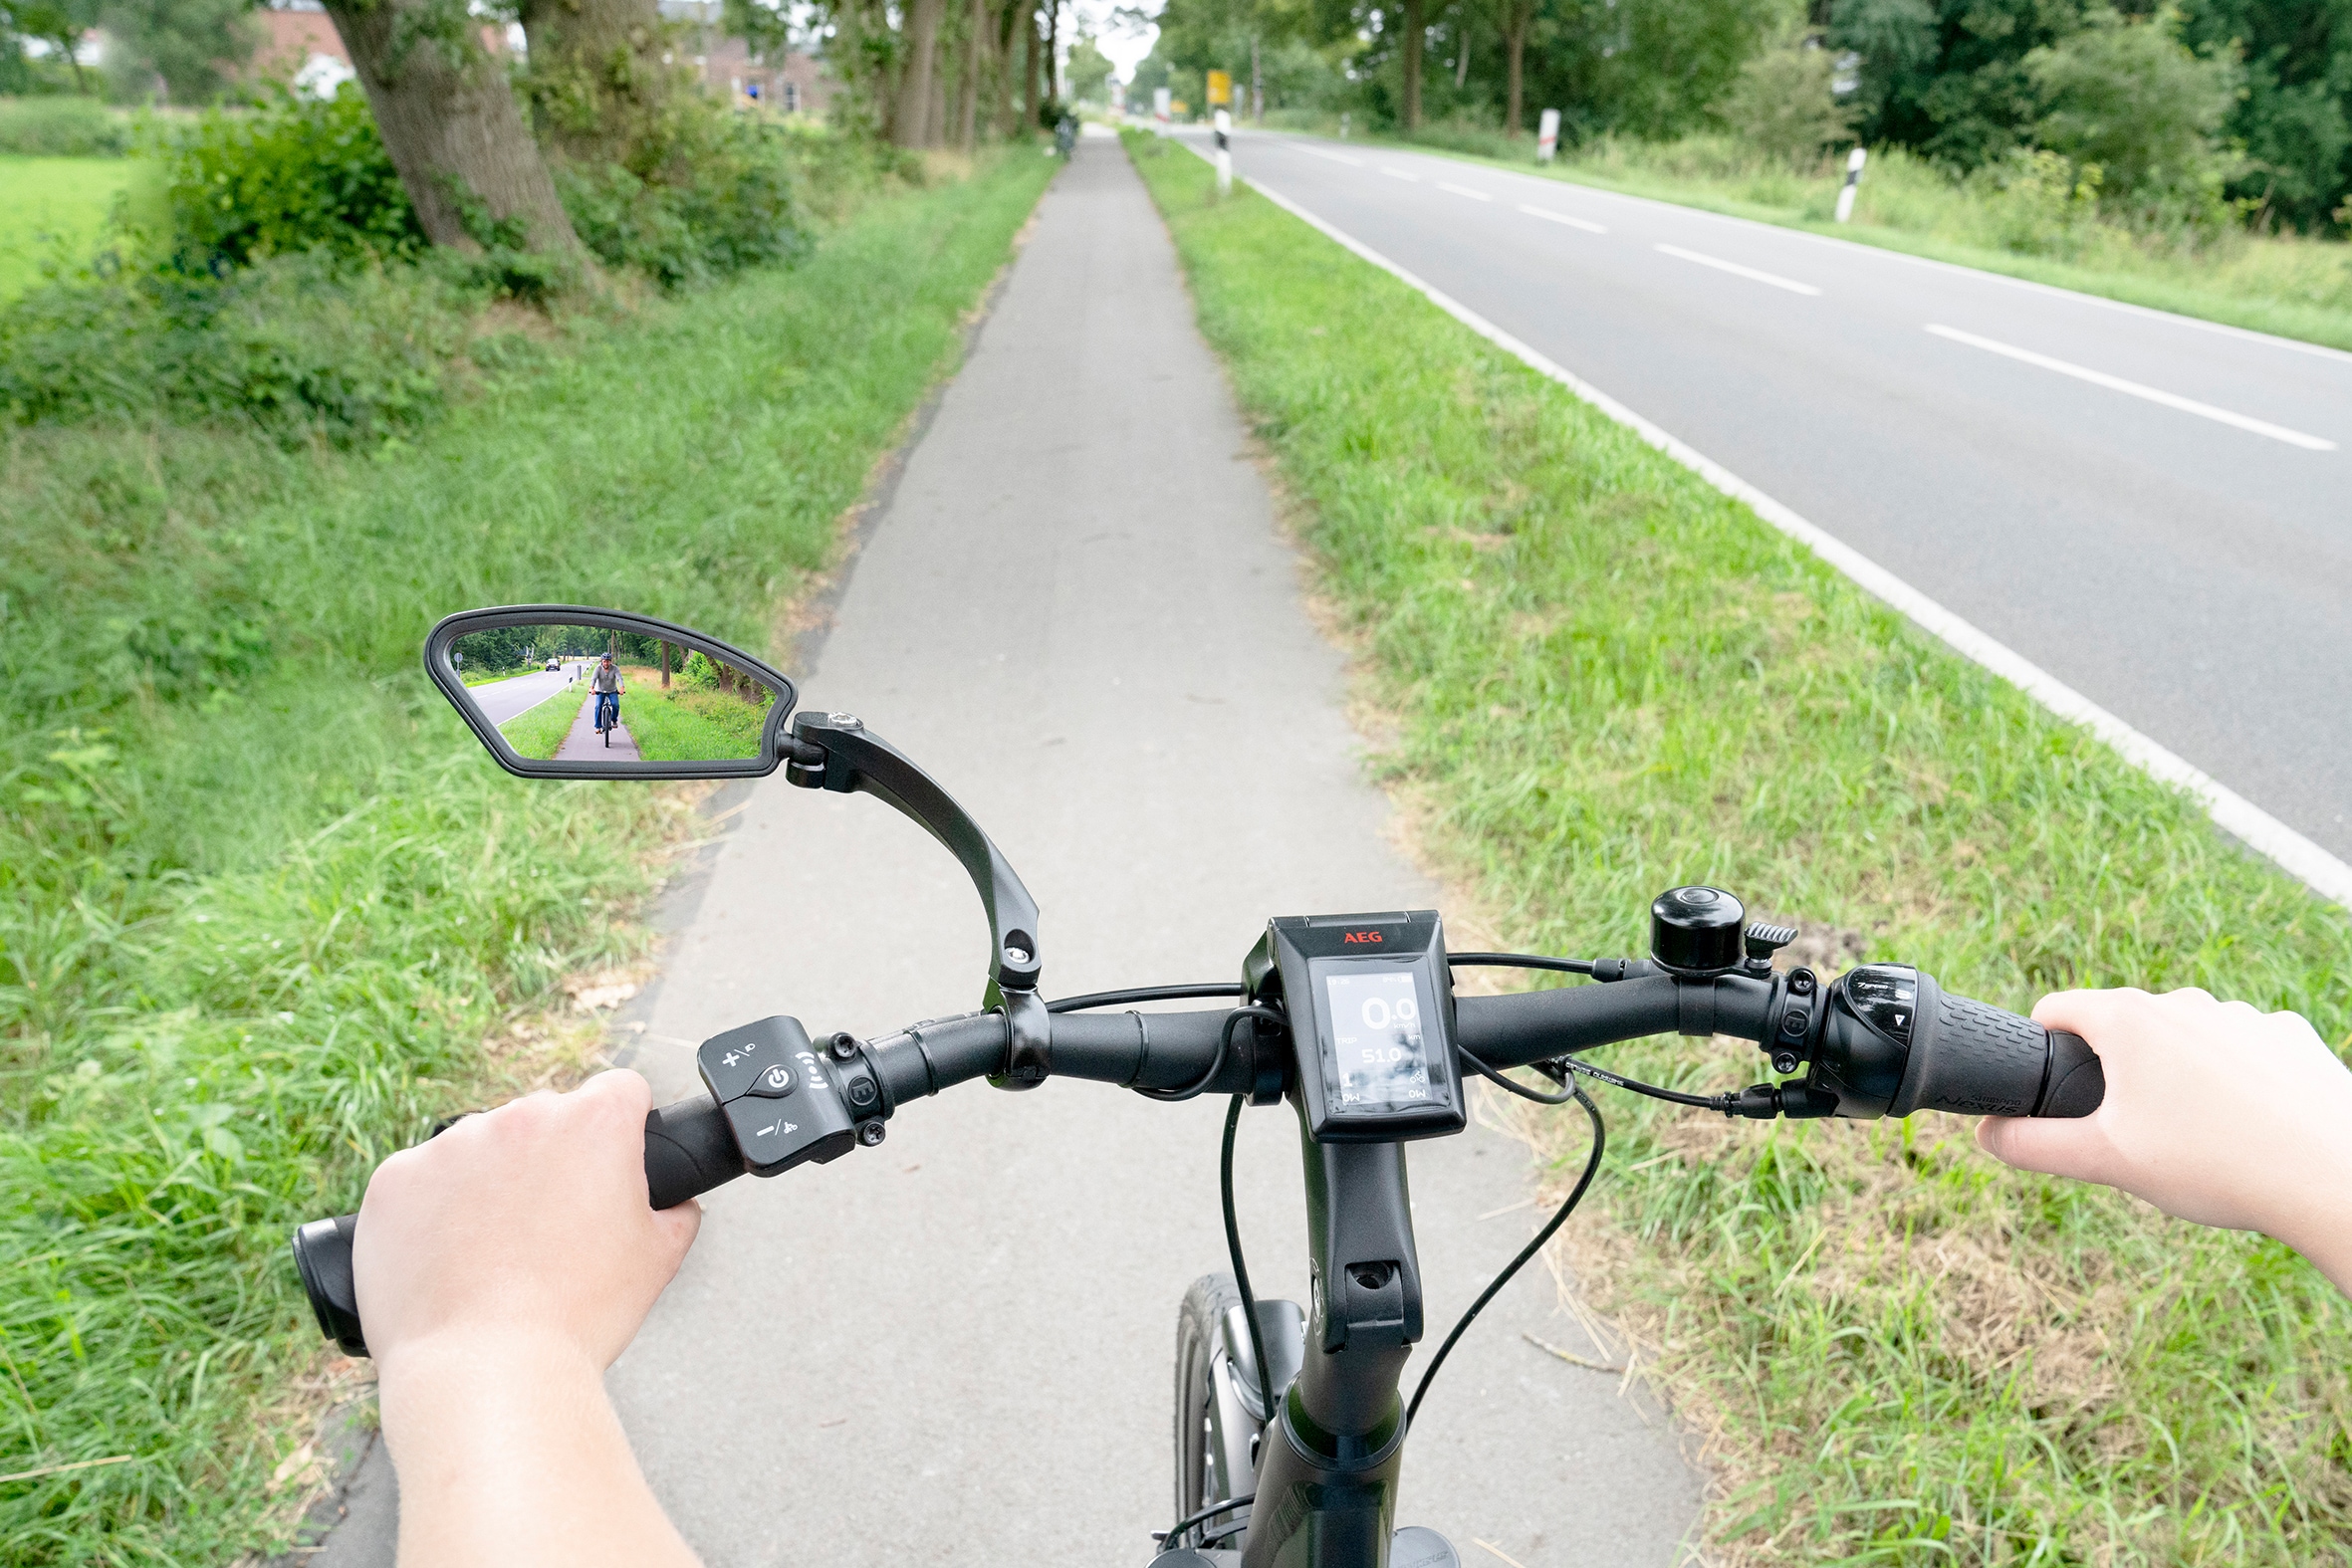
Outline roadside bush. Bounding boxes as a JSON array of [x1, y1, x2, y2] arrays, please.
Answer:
[[157, 86, 424, 271], [0, 253, 463, 441], [0, 93, 132, 154], [2024, 9, 2242, 222], [559, 102, 809, 289], [1718, 39, 1857, 167]]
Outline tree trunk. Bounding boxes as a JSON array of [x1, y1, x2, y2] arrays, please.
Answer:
[[1042, 0, 1057, 105], [1455, 15, 1470, 88], [517, 0, 680, 170], [324, 0, 581, 254], [958, 0, 982, 151], [1400, 0, 1424, 131], [893, 0, 945, 147], [1506, 11, 1526, 132], [1023, 0, 1040, 129]]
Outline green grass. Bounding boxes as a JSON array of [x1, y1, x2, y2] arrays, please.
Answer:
[[614, 673, 775, 764], [1125, 128, 2352, 1566], [0, 147, 1053, 1566], [1252, 121, 2352, 354], [499, 689, 589, 761], [0, 155, 137, 302]]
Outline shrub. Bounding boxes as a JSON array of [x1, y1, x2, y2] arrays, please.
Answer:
[[2024, 9, 2242, 218], [0, 252, 462, 441], [1719, 40, 1858, 168], [156, 86, 424, 271], [0, 93, 132, 154], [558, 103, 809, 289]]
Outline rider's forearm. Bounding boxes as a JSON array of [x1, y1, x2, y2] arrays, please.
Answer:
[[381, 1334, 700, 1568]]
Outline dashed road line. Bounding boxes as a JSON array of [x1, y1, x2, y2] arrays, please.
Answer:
[[1926, 325, 2338, 451], [1654, 243, 1820, 297], [1437, 181, 1494, 201], [1518, 203, 1607, 234], [1380, 166, 1419, 182]]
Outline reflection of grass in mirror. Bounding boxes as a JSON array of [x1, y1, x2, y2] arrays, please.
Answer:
[[615, 667, 773, 763], [499, 692, 586, 761]]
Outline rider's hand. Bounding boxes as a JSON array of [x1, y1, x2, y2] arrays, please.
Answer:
[[354, 1069, 703, 1568], [1978, 988, 2352, 1293]]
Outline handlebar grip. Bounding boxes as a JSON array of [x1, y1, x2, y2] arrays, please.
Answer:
[[1887, 983, 2104, 1119], [289, 1095, 743, 1359]]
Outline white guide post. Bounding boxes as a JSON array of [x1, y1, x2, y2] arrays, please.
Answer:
[[1835, 146, 1867, 223], [1536, 108, 1559, 163], [1214, 108, 1233, 196]]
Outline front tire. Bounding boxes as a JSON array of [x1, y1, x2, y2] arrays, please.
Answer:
[[1174, 1273, 1253, 1552]]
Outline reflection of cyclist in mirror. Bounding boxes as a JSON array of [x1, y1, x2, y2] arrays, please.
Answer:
[[592, 655, 623, 733]]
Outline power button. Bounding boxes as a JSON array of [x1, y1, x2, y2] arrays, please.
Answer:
[[746, 1062, 798, 1099]]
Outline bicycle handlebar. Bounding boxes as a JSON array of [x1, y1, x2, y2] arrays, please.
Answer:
[[290, 966, 2101, 1357]]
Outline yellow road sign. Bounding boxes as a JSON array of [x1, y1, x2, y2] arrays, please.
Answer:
[[1206, 70, 1232, 106]]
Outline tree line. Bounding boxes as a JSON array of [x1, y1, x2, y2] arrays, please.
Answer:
[[1133, 0, 2352, 230]]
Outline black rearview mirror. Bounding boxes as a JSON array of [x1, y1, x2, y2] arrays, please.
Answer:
[[426, 606, 796, 780]]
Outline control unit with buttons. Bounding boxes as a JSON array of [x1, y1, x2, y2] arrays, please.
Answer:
[[695, 1015, 885, 1176]]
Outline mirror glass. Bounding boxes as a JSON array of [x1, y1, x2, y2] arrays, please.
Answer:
[[447, 622, 777, 765]]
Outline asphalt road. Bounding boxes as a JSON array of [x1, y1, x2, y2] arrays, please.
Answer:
[[1192, 129, 2352, 866], [465, 666, 579, 725], [308, 135, 1701, 1568]]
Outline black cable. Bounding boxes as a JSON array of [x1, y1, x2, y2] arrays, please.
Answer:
[[1554, 1054, 1730, 1111], [1448, 952, 1597, 977], [1048, 983, 1246, 1014], [1459, 1045, 1580, 1105], [1162, 1492, 1256, 1552], [1221, 1096, 1278, 1433], [1135, 1006, 1279, 1104], [1406, 1084, 1605, 1429]]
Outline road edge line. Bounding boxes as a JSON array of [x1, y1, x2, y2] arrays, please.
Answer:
[[1167, 137, 2352, 911]]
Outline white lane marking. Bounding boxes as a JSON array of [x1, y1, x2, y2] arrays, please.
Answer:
[[1519, 203, 1607, 234], [1926, 324, 2337, 451], [1380, 166, 1419, 182], [1654, 242, 1821, 297], [1163, 137, 2352, 910], [1293, 143, 1363, 166], [1278, 131, 2352, 367], [1438, 181, 1494, 202]]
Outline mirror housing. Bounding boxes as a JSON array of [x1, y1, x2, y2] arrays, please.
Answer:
[[425, 605, 796, 781]]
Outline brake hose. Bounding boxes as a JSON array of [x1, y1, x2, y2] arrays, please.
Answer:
[[1407, 1083, 1605, 1428]]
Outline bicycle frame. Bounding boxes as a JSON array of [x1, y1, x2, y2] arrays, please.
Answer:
[[1185, 1112, 1447, 1568]]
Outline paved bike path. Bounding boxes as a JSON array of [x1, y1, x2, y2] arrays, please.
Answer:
[[312, 136, 1703, 1568]]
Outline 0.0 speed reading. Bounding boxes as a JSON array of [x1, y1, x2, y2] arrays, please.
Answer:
[[1324, 969, 1432, 1109]]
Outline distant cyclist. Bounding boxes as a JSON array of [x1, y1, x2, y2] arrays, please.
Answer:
[[591, 655, 623, 735]]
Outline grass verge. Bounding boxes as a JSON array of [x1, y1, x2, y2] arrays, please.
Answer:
[[1127, 127, 2352, 1566], [0, 147, 1053, 1565], [1247, 122, 2352, 355], [500, 691, 588, 761], [0, 154, 136, 302]]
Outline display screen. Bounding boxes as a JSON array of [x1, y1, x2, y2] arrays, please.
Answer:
[[1322, 969, 1433, 1108]]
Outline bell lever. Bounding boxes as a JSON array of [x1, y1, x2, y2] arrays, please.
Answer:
[[784, 710, 1045, 1005]]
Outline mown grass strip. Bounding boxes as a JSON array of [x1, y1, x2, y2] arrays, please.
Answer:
[[1126, 128, 2352, 1566], [0, 149, 1052, 1566]]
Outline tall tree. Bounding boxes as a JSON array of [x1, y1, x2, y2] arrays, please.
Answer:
[[1399, 0, 1424, 126], [957, 0, 983, 148], [518, 0, 685, 169], [1494, 0, 1534, 130], [894, 0, 945, 144], [4, 0, 95, 93], [322, 0, 581, 253]]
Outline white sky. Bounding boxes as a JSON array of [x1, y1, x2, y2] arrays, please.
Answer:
[[1071, 0, 1159, 79]]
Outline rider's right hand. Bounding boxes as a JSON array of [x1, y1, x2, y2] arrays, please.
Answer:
[[1978, 988, 2352, 1294]]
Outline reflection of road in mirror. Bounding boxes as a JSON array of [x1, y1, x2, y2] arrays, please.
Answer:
[[450, 622, 776, 765]]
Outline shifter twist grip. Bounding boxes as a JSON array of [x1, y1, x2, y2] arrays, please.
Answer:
[[1888, 986, 2103, 1119], [290, 1096, 740, 1359]]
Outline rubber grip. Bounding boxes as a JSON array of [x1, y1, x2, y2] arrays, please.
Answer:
[[288, 1095, 742, 1360], [1888, 981, 2104, 1119]]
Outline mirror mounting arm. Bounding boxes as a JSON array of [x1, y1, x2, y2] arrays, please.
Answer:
[[785, 711, 1046, 1007]]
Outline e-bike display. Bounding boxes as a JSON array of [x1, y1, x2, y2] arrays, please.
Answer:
[[293, 604, 2105, 1568]]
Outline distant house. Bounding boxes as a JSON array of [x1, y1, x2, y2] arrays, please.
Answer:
[[252, 0, 514, 99], [655, 0, 837, 114]]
